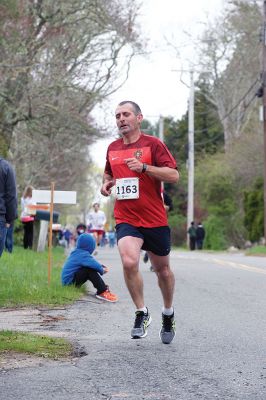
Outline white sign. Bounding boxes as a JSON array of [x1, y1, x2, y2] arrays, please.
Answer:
[[32, 190, 76, 204]]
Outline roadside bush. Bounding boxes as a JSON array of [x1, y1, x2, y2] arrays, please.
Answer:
[[168, 213, 187, 247], [203, 215, 229, 250], [243, 177, 264, 242]]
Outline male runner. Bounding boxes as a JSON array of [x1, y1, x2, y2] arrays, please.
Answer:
[[101, 101, 179, 344]]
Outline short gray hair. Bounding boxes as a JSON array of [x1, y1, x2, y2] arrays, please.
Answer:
[[118, 101, 142, 115]]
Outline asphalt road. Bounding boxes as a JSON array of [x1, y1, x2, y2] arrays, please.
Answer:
[[0, 247, 266, 400]]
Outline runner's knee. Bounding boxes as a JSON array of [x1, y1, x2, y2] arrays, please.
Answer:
[[156, 265, 172, 279], [122, 255, 139, 273]]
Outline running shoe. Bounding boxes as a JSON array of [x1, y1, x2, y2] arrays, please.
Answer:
[[160, 312, 176, 344], [96, 289, 118, 303], [131, 309, 152, 339]]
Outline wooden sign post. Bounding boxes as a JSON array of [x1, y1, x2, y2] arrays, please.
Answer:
[[48, 182, 55, 285], [32, 185, 77, 285]]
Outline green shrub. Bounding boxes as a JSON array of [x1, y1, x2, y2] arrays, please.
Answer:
[[168, 213, 187, 247], [243, 178, 264, 242], [204, 215, 228, 250]]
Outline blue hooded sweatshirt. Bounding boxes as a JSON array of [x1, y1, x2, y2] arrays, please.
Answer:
[[61, 233, 104, 285]]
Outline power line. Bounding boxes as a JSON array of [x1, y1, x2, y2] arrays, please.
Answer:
[[219, 77, 260, 122]]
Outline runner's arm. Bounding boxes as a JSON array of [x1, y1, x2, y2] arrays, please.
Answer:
[[124, 158, 179, 183], [101, 173, 115, 196], [144, 165, 179, 183]]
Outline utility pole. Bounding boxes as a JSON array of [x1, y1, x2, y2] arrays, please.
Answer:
[[263, 1, 266, 243], [172, 67, 195, 244], [159, 116, 165, 192], [187, 70, 195, 243]]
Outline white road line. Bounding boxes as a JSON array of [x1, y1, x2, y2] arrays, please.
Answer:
[[212, 258, 266, 275]]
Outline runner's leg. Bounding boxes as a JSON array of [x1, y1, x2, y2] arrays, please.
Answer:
[[118, 236, 144, 309], [148, 252, 175, 308]]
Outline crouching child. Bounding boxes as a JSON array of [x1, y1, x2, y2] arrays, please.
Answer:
[[61, 233, 118, 303]]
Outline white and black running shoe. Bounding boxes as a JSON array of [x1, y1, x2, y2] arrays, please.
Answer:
[[160, 313, 176, 344], [131, 310, 152, 339]]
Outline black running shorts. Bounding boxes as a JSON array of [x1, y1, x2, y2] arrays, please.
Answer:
[[115, 223, 171, 256]]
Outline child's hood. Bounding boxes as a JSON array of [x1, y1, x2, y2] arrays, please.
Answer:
[[76, 233, 96, 254]]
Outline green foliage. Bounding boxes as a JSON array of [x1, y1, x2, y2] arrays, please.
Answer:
[[162, 79, 223, 167], [163, 116, 186, 164], [0, 0, 18, 15], [13, 219, 24, 246], [246, 246, 266, 256], [168, 213, 187, 247], [196, 153, 238, 216], [194, 78, 224, 155], [204, 215, 228, 250], [0, 134, 8, 157], [141, 119, 156, 135], [243, 178, 264, 242], [195, 152, 250, 248]]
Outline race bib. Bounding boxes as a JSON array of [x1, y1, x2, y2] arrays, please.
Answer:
[[115, 177, 139, 200]]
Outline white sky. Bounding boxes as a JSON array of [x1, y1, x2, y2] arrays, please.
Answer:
[[91, 0, 225, 168]]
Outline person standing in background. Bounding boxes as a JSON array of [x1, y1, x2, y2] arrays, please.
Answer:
[[86, 202, 107, 247], [21, 185, 35, 249], [196, 222, 205, 250], [0, 157, 17, 257], [187, 221, 197, 251]]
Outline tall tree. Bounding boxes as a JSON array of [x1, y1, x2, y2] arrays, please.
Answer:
[[194, 78, 224, 155], [198, 0, 261, 149], [0, 0, 143, 191]]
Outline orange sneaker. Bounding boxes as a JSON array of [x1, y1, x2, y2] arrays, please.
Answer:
[[96, 289, 118, 303]]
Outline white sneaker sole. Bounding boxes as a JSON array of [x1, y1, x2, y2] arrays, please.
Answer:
[[131, 316, 152, 339]]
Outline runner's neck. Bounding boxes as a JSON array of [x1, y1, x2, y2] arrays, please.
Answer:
[[122, 131, 142, 144]]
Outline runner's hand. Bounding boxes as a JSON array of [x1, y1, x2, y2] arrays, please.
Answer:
[[124, 158, 143, 173], [101, 180, 115, 196]]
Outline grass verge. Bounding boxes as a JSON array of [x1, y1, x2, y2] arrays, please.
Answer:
[[0, 330, 73, 359], [0, 246, 85, 358], [0, 246, 85, 307], [245, 245, 266, 256]]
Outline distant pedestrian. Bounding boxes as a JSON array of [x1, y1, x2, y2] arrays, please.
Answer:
[[86, 202, 106, 247], [61, 233, 118, 302], [196, 222, 205, 250], [188, 221, 196, 251], [63, 227, 73, 248], [21, 185, 35, 249], [76, 223, 87, 237], [0, 158, 17, 257], [108, 230, 116, 248]]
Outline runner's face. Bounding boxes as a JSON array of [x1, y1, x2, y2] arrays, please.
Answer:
[[115, 104, 143, 135]]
